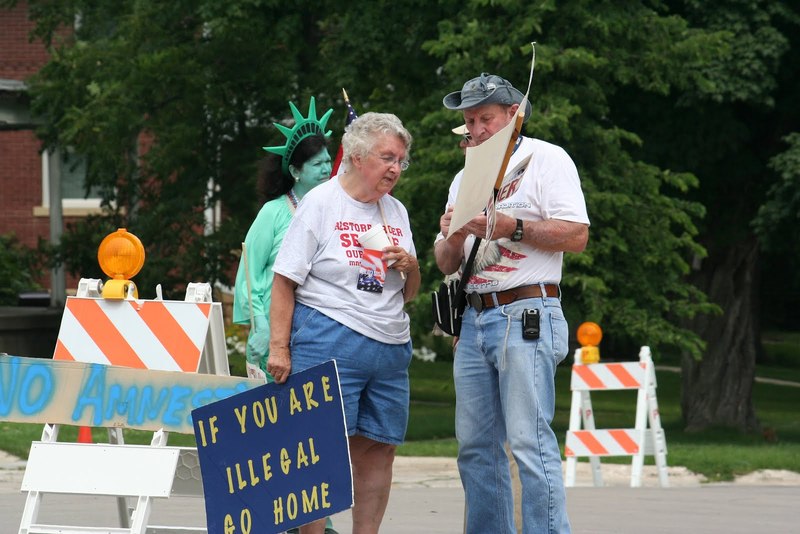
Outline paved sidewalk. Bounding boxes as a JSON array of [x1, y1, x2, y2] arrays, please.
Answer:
[[2, 454, 799, 533]]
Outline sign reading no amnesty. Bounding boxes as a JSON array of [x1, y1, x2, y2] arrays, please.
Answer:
[[191, 360, 353, 534]]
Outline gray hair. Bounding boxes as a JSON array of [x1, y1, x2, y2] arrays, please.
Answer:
[[342, 112, 413, 171]]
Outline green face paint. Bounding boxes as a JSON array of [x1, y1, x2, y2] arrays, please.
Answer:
[[293, 148, 332, 198]]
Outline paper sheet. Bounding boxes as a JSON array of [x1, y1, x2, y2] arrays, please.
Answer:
[[447, 117, 518, 237]]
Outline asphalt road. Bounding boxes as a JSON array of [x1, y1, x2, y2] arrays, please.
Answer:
[[2, 455, 798, 533]]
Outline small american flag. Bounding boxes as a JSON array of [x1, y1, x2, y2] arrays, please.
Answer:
[[331, 88, 358, 177]]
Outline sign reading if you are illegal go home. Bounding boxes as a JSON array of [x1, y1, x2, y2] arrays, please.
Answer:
[[192, 360, 352, 534]]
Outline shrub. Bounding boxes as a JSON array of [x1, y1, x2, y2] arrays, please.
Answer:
[[0, 233, 46, 305]]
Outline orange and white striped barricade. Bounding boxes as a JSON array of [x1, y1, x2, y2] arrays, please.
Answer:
[[18, 279, 241, 534], [564, 346, 669, 487], [53, 281, 227, 375]]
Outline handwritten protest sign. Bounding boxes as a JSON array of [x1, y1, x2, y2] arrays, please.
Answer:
[[192, 360, 352, 534], [0, 355, 261, 433]]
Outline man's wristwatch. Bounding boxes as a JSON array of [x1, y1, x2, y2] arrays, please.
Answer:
[[511, 218, 524, 242]]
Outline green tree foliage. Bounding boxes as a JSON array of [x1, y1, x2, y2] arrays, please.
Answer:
[[20, 0, 340, 297], [9, 0, 799, 429], [756, 133, 800, 251], [15, 0, 723, 350], [607, 0, 799, 430], [418, 1, 730, 358]]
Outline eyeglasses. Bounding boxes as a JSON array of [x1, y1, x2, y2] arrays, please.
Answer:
[[372, 152, 410, 171]]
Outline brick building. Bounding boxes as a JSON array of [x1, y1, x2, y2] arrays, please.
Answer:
[[1, 2, 97, 300]]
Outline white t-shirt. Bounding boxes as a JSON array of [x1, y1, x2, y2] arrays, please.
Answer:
[[273, 177, 416, 344], [436, 137, 590, 292]]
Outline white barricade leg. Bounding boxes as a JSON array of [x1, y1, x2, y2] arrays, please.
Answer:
[[565, 387, 583, 487], [564, 458, 578, 487], [630, 384, 648, 487], [18, 424, 59, 534], [129, 496, 155, 534], [17, 490, 43, 534], [565, 348, 604, 487], [108, 427, 133, 528], [630, 439, 645, 487], [579, 391, 604, 487], [643, 350, 669, 487]]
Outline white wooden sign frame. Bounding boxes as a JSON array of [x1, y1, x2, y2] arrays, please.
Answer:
[[17, 281, 236, 534]]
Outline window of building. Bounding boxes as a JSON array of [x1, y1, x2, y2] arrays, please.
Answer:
[[37, 148, 104, 216]]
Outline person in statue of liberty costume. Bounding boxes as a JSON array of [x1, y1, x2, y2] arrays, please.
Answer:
[[234, 97, 334, 381]]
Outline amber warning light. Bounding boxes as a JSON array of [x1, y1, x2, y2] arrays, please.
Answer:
[[97, 228, 145, 299], [576, 321, 602, 364]]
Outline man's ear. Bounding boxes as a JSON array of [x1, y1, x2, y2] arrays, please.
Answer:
[[508, 103, 520, 118]]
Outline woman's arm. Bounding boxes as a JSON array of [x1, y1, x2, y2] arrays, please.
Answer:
[[267, 273, 298, 384], [402, 258, 421, 303]]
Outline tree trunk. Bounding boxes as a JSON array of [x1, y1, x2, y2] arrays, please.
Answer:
[[680, 236, 760, 432]]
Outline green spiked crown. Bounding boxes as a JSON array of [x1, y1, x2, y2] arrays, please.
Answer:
[[263, 96, 333, 175]]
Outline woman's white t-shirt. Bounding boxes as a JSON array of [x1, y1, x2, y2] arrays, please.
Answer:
[[274, 177, 415, 344]]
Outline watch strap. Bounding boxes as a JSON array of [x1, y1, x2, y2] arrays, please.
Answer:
[[511, 218, 524, 242]]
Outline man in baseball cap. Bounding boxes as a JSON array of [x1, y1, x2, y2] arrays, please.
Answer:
[[434, 71, 590, 534]]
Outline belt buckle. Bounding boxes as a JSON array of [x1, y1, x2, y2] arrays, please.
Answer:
[[468, 292, 483, 312]]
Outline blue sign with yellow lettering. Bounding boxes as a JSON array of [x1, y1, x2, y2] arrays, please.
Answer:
[[192, 360, 353, 533]]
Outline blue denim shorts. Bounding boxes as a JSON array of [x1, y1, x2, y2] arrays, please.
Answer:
[[289, 302, 412, 445]]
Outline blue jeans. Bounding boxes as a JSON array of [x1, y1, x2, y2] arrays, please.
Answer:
[[455, 295, 570, 534], [290, 302, 412, 445]]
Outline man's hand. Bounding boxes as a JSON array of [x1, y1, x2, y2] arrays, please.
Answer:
[[439, 206, 454, 238], [460, 212, 516, 241]]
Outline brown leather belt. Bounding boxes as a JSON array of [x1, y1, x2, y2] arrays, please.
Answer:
[[467, 284, 560, 312]]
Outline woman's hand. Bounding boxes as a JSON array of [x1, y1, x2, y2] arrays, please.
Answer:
[[383, 246, 419, 276], [267, 274, 297, 385], [382, 246, 421, 301], [267, 346, 292, 384]]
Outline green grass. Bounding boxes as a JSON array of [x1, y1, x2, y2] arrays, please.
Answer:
[[398, 358, 800, 482], [3, 350, 799, 483], [762, 330, 800, 368]]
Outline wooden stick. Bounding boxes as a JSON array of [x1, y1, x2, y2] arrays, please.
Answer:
[[241, 242, 255, 332]]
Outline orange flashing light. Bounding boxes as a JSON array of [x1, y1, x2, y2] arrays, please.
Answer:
[[97, 228, 145, 299], [577, 322, 602, 364]]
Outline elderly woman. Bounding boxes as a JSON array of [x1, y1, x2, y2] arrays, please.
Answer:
[[268, 112, 420, 534]]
